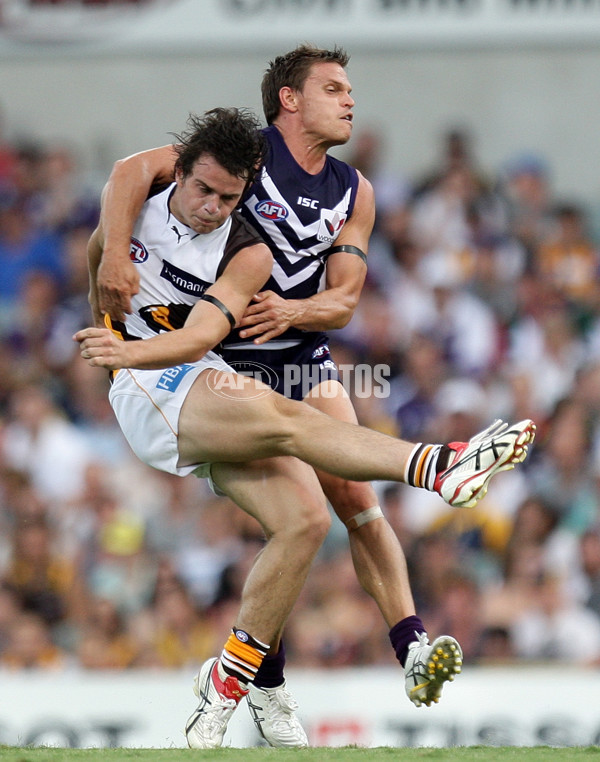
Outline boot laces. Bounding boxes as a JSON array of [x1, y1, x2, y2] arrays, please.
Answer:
[[265, 687, 299, 727]]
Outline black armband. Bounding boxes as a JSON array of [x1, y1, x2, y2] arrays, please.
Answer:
[[327, 244, 367, 265], [201, 294, 236, 329]]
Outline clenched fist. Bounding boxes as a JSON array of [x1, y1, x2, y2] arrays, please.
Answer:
[[73, 327, 130, 370]]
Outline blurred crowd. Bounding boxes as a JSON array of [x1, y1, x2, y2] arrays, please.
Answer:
[[1, 118, 600, 674]]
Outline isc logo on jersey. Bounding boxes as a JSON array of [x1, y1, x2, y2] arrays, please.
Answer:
[[130, 237, 149, 263], [317, 210, 347, 244], [255, 200, 289, 221]]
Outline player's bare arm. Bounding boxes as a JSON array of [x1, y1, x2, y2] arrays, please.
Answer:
[[76, 242, 272, 371], [87, 226, 106, 328], [97, 145, 178, 321], [238, 172, 374, 344]]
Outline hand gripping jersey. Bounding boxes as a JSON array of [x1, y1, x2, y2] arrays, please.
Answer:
[[224, 125, 359, 350], [106, 183, 264, 341]]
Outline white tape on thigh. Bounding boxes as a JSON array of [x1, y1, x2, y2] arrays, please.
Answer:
[[345, 505, 384, 531]]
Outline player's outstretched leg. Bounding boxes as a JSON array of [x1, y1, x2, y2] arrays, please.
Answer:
[[404, 633, 463, 707], [185, 657, 249, 749], [434, 419, 536, 508]]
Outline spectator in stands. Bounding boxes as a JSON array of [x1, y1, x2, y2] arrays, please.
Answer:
[[2, 383, 95, 504], [527, 398, 598, 532], [168, 497, 246, 611], [393, 333, 448, 443], [423, 571, 486, 662], [500, 152, 554, 257], [534, 202, 600, 327], [0, 189, 64, 331], [2, 514, 86, 632], [511, 572, 600, 663], [148, 581, 219, 669], [4, 270, 62, 376], [0, 583, 21, 657], [412, 127, 488, 200], [508, 281, 587, 419], [77, 596, 138, 669], [284, 551, 386, 668], [578, 528, 600, 619], [416, 249, 500, 378], [34, 144, 98, 235], [78, 488, 154, 617], [481, 539, 548, 635], [465, 221, 526, 327], [1, 611, 68, 670], [343, 126, 411, 224]]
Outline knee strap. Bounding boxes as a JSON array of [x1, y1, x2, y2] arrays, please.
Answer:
[[345, 505, 384, 532]]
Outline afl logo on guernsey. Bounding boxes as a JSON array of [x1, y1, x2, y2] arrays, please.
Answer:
[[130, 237, 149, 264], [255, 200, 288, 221]]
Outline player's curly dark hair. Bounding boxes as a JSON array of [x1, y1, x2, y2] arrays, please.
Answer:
[[261, 44, 350, 125], [171, 108, 265, 184]]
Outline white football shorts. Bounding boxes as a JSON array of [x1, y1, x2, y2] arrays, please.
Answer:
[[108, 350, 235, 481]]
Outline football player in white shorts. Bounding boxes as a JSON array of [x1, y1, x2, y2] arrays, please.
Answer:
[[78, 98, 536, 750]]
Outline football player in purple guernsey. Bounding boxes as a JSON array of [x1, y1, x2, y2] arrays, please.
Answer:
[[89, 46, 535, 748]]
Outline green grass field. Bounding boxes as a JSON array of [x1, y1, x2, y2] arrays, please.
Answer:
[[2, 747, 600, 762]]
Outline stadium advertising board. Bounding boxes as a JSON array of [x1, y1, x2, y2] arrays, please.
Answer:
[[2, 667, 600, 748], [2, 0, 600, 49]]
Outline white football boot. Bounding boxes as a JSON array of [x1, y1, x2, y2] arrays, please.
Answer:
[[404, 632, 463, 707], [434, 418, 536, 508], [185, 657, 248, 749], [247, 682, 309, 747]]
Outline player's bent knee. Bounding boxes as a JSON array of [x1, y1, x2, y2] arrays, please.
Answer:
[[325, 478, 379, 521], [290, 498, 331, 548]]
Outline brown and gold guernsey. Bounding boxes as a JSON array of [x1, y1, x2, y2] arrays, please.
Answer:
[[107, 182, 264, 341]]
